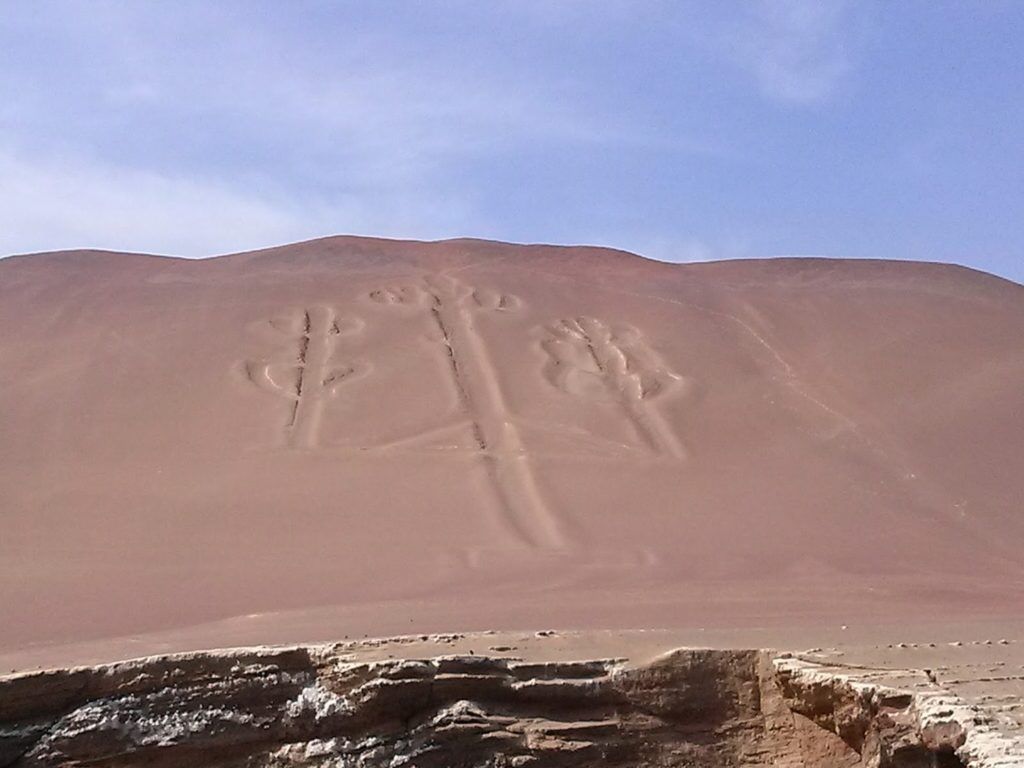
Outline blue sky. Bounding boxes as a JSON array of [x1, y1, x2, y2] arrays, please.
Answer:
[[1, 1, 1022, 282]]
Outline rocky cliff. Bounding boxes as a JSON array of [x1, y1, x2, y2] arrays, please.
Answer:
[[3, 641, 1018, 767]]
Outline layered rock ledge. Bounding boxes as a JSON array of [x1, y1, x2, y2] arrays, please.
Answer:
[[1, 639, 1021, 767]]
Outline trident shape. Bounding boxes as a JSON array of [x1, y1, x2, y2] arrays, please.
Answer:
[[369, 275, 566, 550], [541, 316, 686, 459], [245, 307, 368, 449], [243, 284, 686, 552]]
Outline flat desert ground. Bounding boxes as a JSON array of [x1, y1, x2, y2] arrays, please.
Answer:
[[2, 236, 1023, 672]]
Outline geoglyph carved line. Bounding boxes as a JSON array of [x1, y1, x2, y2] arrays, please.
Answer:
[[371, 419, 473, 452], [542, 316, 686, 458], [246, 307, 368, 449], [244, 295, 682, 547], [368, 285, 429, 307], [370, 275, 567, 550]]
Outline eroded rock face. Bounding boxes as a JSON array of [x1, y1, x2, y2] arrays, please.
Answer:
[[0, 644, 1013, 767], [775, 657, 1024, 768]]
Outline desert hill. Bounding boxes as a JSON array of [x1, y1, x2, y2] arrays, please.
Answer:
[[2, 236, 1023, 666]]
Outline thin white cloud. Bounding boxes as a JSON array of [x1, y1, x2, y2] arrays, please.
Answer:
[[594, 231, 755, 265], [0, 2, 671, 257], [0, 147, 298, 257], [492, 1, 865, 106], [0, 146, 476, 257], [728, 0, 863, 104], [0, 2, 877, 263], [631, 236, 717, 264]]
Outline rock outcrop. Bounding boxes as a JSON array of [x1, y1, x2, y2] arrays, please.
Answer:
[[1, 642, 1019, 767], [775, 657, 1024, 768]]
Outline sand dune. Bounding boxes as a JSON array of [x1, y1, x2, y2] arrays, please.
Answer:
[[2, 236, 1023, 665]]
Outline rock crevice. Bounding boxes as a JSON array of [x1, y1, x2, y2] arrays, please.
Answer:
[[1, 644, 1018, 767]]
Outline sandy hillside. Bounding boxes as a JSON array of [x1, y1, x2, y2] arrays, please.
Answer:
[[2, 236, 1023, 666]]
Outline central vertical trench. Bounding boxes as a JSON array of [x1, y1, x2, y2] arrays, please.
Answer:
[[289, 310, 312, 428], [428, 285, 566, 549], [290, 308, 333, 449], [430, 303, 486, 451]]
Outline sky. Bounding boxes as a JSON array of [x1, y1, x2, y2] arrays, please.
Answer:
[[1, 1, 1022, 283]]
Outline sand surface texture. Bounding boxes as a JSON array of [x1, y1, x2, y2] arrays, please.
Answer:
[[2, 236, 1023, 667]]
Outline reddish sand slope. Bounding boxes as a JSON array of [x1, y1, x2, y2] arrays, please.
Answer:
[[1, 237, 1023, 661]]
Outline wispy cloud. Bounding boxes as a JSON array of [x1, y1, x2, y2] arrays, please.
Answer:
[[0, 145, 477, 257], [727, 0, 864, 104], [0, 2, 647, 256], [498, 1, 865, 106], [0, 146, 302, 256], [4, 2, 1019, 281], [632, 235, 718, 263], [595, 231, 755, 265]]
